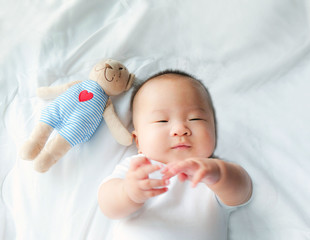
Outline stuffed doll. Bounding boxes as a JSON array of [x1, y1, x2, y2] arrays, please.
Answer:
[[19, 59, 134, 173]]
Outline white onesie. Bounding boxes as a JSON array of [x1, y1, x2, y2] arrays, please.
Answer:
[[103, 155, 250, 240]]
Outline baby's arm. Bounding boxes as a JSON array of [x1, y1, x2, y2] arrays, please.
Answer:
[[98, 156, 169, 219], [162, 158, 252, 206], [36, 80, 82, 99], [98, 178, 143, 219]]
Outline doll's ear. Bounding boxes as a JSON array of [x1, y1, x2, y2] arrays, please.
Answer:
[[125, 74, 135, 91]]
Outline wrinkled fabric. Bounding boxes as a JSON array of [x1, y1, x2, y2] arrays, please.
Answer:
[[1, 0, 310, 240]]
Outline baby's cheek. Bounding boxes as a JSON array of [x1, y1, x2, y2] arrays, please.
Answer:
[[142, 137, 167, 160], [195, 141, 214, 158], [201, 130, 216, 149], [139, 135, 159, 153]]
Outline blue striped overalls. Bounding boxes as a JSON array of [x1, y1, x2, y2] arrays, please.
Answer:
[[40, 80, 108, 146]]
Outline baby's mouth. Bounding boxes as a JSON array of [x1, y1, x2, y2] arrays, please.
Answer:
[[171, 144, 191, 150]]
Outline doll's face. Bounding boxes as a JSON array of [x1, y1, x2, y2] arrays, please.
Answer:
[[89, 59, 134, 96]]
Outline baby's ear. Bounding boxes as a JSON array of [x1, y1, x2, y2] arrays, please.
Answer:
[[132, 130, 139, 149]]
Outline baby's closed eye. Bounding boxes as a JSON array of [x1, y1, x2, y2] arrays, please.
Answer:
[[189, 118, 202, 121], [155, 120, 168, 123], [189, 118, 207, 121]]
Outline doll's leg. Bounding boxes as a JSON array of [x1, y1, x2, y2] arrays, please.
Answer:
[[19, 122, 53, 160], [34, 133, 72, 173]]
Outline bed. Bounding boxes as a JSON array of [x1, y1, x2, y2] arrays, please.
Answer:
[[1, 0, 310, 239]]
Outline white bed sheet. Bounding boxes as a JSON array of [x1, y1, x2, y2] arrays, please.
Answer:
[[1, 0, 310, 239]]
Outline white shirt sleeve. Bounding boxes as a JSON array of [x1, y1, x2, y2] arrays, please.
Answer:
[[99, 154, 140, 185]]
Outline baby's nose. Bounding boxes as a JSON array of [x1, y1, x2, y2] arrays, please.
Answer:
[[171, 123, 191, 136]]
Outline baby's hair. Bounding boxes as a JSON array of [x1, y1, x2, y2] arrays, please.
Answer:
[[130, 69, 214, 114]]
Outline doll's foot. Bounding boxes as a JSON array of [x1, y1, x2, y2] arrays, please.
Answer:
[[33, 134, 71, 173], [34, 151, 58, 173], [19, 140, 43, 160]]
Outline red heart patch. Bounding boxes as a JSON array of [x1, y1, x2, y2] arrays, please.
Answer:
[[79, 90, 93, 102]]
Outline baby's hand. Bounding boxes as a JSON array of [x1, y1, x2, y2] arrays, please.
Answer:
[[124, 156, 169, 204], [161, 158, 221, 188]]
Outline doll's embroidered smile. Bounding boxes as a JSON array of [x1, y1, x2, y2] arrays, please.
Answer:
[[104, 66, 115, 82]]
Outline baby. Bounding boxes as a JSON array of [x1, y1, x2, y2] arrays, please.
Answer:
[[98, 70, 252, 240]]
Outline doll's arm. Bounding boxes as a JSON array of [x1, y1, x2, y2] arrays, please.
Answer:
[[103, 99, 132, 146], [36, 80, 82, 99]]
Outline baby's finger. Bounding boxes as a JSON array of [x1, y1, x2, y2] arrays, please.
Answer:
[[161, 170, 175, 180], [163, 160, 197, 178], [177, 173, 188, 182], [175, 159, 199, 172], [129, 156, 151, 171], [161, 162, 179, 179], [145, 187, 168, 199], [139, 179, 170, 190], [135, 164, 162, 179], [191, 168, 207, 188]]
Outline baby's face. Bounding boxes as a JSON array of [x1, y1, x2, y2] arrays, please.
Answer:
[[132, 74, 216, 164]]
